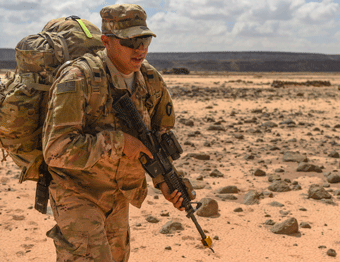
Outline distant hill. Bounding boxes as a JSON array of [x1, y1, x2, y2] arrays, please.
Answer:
[[0, 48, 16, 69], [1, 48, 340, 72]]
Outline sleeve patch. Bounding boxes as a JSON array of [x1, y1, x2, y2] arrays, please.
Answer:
[[56, 81, 76, 94]]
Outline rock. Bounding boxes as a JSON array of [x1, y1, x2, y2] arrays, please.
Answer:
[[327, 173, 340, 183], [159, 221, 184, 234], [146, 215, 160, 223], [279, 119, 296, 125], [328, 151, 340, 158], [268, 181, 291, 192], [216, 194, 238, 201], [327, 249, 337, 257], [186, 153, 210, 160], [191, 180, 210, 190], [234, 207, 243, 212], [262, 121, 278, 128], [209, 169, 224, 178], [333, 190, 340, 196], [179, 119, 194, 127], [308, 184, 332, 200], [265, 219, 276, 225], [268, 174, 281, 182], [207, 125, 226, 131], [282, 151, 308, 163], [274, 168, 285, 173], [244, 154, 255, 160], [300, 222, 311, 229], [271, 217, 299, 235], [292, 184, 302, 191], [216, 186, 239, 194], [254, 168, 266, 177], [196, 198, 219, 217], [296, 163, 322, 173], [234, 134, 244, 140], [269, 201, 284, 207], [243, 190, 262, 205]]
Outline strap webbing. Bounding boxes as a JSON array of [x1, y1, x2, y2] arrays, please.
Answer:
[[76, 19, 93, 39]]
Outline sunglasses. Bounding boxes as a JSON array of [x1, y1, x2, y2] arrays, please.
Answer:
[[106, 34, 152, 49]]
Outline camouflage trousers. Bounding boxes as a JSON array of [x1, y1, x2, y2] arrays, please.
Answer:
[[47, 182, 130, 262]]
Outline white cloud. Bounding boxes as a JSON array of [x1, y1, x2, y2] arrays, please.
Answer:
[[0, 0, 340, 54]]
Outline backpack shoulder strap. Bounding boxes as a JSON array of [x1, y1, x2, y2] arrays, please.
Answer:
[[72, 52, 109, 125], [140, 60, 162, 94]]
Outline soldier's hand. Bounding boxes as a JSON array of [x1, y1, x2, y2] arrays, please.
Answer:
[[122, 133, 153, 160], [159, 182, 185, 211]]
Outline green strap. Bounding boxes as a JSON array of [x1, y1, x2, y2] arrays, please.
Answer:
[[76, 19, 93, 39]]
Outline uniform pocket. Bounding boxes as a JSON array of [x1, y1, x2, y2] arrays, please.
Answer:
[[47, 224, 89, 256]]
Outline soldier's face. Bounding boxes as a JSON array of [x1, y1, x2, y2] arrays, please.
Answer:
[[102, 35, 148, 75]]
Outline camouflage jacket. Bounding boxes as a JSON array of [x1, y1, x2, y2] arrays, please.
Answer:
[[42, 49, 175, 209]]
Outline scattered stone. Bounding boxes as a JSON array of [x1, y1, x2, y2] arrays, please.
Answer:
[[209, 169, 224, 178], [282, 151, 308, 163], [279, 119, 296, 126], [271, 217, 299, 235], [186, 153, 210, 160], [207, 125, 226, 131], [196, 198, 219, 217], [274, 168, 285, 173], [216, 194, 238, 201], [328, 151, 340, 158], [254, 168, 266, 177], [268, 174, 281, 182], [333, 190, 340, 196], [300, 222, 311, 229], [263, 191, 274, 198], [146, 215, 160, 223], [191, 180, 209, 190], [234, 207, 243, 212], [269, 201, 284, 207], [327, 249, 337, 257], [268, 181, 291, 192], [280, 210, 290, 216], [265, 219, 276, 225], [216, 186, 239, 194], [244, 154, 255, 160], [160, 211, 170, 217], [262, 121, 278, 128], [160, 221, 184, 234], [327, 173, 340, 183], [165, 246, 172, 250], [292, 184, 302, 191], [234, 134, 244, 140], [243, 190, 262, 205], [296, 163, 322, 173], [308, 184, 332, 200], [179, 119, 194, 127]]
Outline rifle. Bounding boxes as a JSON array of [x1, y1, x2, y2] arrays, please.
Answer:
[[112, 93, 214, 252]]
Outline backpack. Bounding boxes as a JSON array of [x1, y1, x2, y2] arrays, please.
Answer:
[[0, 16, 105, 183]]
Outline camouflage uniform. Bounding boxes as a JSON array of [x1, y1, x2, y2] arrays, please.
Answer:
[[43, 4, 175, 262]]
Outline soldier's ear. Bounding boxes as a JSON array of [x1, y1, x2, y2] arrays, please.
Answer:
[[101, 35, 110, 47]]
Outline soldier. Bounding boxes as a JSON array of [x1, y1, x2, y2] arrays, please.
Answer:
[[43, 4, 184, 262]]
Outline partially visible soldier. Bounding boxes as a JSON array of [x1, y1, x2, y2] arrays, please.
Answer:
[[43, 4, 183, 262]]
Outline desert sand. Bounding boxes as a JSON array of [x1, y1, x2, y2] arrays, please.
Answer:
[[1, 71, 340, 261]]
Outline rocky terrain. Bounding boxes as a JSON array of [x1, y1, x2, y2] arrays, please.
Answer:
[[1, 71, 340, 261]]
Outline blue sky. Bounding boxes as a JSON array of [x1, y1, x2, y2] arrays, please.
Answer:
[[1, 0, 340, 54]]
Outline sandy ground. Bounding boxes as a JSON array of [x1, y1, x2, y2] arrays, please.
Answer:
[[1, 71, 340, 261]]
